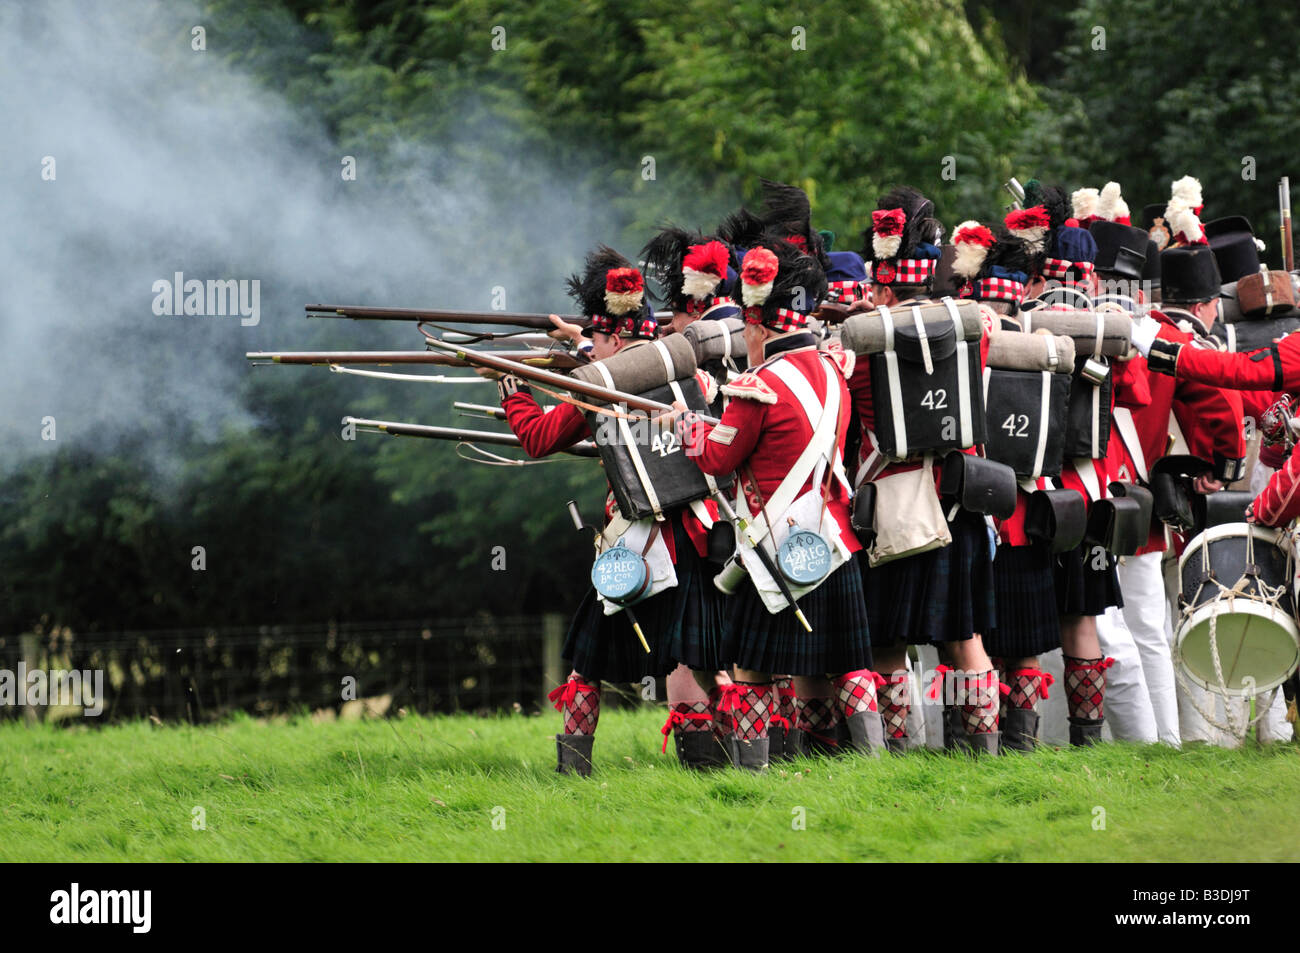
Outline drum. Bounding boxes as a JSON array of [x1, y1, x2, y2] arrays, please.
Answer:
[[1175, 523, 1300, 696]]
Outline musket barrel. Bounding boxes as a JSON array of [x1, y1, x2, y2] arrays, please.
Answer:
[[343, 417, 600, 457], [425, 338, 718, 423], [246, 349, 583, 369], [453, 401, 507, 420], [305, 304, 588, 329]]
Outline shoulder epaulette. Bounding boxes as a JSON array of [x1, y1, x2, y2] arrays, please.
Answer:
[[821, 341, 856, 379], [720, 371, 778, 404], [694, 369, 720, 405]]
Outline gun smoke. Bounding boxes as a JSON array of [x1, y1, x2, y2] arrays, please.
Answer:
[[1, 0, 620, 479]]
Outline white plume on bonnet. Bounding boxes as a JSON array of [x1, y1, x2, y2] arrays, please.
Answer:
[[1071, 187, 1099, 221], [950, 220, 991, 279], [872, 232, 902, 260], [1096, 181, 1129, 222], [1169, 205, 1203, 244], [681, 269, 719, 301], [741, 278, 773, 306], [1171, 175, 1203, 209]]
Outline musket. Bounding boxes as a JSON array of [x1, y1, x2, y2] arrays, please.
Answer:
[[425, 338, 720, 423], [306, 304, 588, 329], [454, 401, 507, 421], [1004, 177, 1025, 210], [1280, 177, 1294, 272], [344, 417, 600, 458], [305, 304, 673, 331], [246, 349, 584, 370]]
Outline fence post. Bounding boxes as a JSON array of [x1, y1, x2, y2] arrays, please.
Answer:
[[20, 633, 39, 724], [541, 613, 565, 711]]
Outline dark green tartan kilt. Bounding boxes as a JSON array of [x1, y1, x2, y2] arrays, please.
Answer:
[[983, 542, 1060, 659], [563, 520, 726, 683], [861, 508, 996, 646], [720, 552, 873, 676], [1053, 541, 1122, 617]]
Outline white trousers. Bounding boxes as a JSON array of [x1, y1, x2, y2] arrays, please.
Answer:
[[1116, 551, 1181, 744], [1095, 604, 1159, 743]]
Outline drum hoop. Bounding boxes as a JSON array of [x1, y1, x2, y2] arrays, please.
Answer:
[[1175, 600, 1300, 695], [1176, 522, 1282, 575]]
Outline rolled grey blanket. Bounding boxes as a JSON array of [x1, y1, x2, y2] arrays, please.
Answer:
[[683, 316, 746, 366], [1016, 309, 1132, 356], [841, 298, 983, 355], [567, 334, 697, 399], [985, 328, 1076, 372]]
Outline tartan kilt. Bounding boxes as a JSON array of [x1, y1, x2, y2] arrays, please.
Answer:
[[720, 552, 872, 676], [983, 542, 1060, 658], [862, 508, 996, 646], [564, 519, 726, 683], [1054, 541, 1122, 617]]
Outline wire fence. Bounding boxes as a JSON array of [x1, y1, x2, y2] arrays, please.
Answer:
[[0, 614, 644, 723]]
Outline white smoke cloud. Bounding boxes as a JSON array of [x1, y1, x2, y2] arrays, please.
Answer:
[[0, 0, 612, 473]]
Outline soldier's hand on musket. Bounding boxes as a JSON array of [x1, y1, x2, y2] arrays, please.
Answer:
[[473, 366, 504, 380], [547, 313, 586, 346]]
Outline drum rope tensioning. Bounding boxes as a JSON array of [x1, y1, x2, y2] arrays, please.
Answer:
[[1175, 524, 1293, 738]]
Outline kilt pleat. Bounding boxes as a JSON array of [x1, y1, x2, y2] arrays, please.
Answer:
[[861, 508, 996, 646], [983, 542, 1060, 658], [563, 519, 727, 682], [720, 553, 873, 676], [1054, 542, 1122, 617]]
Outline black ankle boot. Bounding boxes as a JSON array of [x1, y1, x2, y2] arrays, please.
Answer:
[[1069, 717, 1104, 746], [556, 734, 594, 776], [674, 730, 729, 769], [844, 710, 885, 756], [1001, 707, 1040, 753], [727, 736, 769, 772]]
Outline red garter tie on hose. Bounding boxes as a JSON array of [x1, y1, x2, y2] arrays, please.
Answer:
[[660, 703, 712, 752], [834, 670, 886, 719], [548, 677, 600, 735]]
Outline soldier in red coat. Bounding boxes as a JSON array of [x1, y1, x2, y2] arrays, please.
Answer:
[[849, 186, 1005, 754], [675, 237, 881, 770], [486, 246, 731, 776], [1011, 182, 1124, 746], [639, 227, 745, 764]]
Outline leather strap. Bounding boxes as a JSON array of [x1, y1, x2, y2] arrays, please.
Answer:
[[1112, 406, 1149, 483], [594, 362, 663, 518]]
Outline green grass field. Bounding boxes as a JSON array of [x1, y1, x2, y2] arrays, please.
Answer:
[[3, 710, 1298, 862]]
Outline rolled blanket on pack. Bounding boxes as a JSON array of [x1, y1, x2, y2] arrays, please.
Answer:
[[985, 328, 1076, 372], [840, 298, 983, 355], [567, 334, 697, 400], [683, 316, 745, 366], [1015, 309, 1132, 357], [1211, 316, 1300, 353]]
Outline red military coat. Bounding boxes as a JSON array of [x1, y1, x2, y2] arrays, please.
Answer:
[[1254, 438, 1300, 525], [680, 337, 860, 553]]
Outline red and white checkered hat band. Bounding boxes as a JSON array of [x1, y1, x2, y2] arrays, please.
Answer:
[[966, 276, 1026, 303], [826, 280, 866, 303], [872, 258, 935, 285], [1041, 258, 1096, 282], [743, 306, 807, 332], [686, 295, 733, 315]]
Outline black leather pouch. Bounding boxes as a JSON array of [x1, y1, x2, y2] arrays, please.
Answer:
[[938, 451, 1017, 520], [1026, 489, 1087, 553]]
